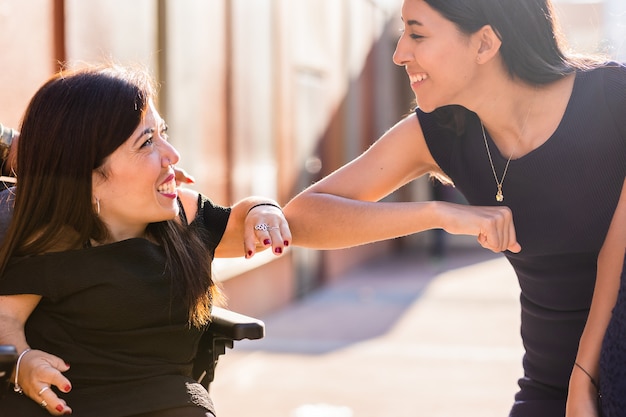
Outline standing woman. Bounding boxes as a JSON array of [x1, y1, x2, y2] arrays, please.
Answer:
[[0, 64, 290, 416], [283, 0, 626, 416]]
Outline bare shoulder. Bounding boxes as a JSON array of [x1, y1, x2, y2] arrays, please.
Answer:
[[177, 188, 200, 223]]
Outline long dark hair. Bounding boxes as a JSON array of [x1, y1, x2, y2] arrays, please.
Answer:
[[0, 64, 217, 327], [424, 0, 606, 133]]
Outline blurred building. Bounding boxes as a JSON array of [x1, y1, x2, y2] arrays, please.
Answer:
[[0, 0, 624, 317]]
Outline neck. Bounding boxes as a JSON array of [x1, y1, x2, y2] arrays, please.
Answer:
[[478, 73, 575, 158]]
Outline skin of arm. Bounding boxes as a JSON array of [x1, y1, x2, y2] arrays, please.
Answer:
[[566, 179, 626, 417], [283, 114, 521, 253], [177, 188, 291, 259]]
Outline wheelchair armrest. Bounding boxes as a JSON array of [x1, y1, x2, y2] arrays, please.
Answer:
[[193, 307, 265, 391], [0, 309, 266, 392], [208, 307, 265, 341]]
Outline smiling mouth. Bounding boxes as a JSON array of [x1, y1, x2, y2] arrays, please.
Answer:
[[157, 176, 177, 195]]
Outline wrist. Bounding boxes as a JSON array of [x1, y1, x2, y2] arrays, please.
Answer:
[[246, 202, 282, 215]]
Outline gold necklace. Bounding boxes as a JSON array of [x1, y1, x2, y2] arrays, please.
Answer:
[[480, 104, 533, 202]]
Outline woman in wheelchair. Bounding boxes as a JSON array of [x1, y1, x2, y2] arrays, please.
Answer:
[[0, 63, 291, 417]]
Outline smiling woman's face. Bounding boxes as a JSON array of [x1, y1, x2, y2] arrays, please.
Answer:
[[393, 0, 482, 112], [92, 100, 181, 241]]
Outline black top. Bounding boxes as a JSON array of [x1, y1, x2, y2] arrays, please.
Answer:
[[417, 64, 626, 390], [0, 194, 230, 416]]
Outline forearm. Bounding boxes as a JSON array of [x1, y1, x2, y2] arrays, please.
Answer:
[[285, 191, 520, 253], [0, 313, 29, 381], [0, 294, 39, 353], [284, 193, 441, 249]]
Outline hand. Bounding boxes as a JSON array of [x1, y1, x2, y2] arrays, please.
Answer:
[[173, 166, 194, 186], [244, 204, 292, 258], [440, 203, 521, 253], [17, 349, 72, 415]]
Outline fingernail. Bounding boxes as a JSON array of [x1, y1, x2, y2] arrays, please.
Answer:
[[283, 241, 289, 247], [247, 250, 253, 258], [64, 385, 72, 392], [186, 177, 195, 184], [56, 405, 64, 412], [274, 247, 282, 254], [263, 239, 271, 246]]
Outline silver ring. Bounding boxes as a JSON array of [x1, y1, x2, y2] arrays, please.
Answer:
[[254, 223, 278, 232], [38, 386, 50, 396], [40, 400, 48, 408]]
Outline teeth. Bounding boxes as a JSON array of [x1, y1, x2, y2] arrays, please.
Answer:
[[409, 73, 428, 83], [157, 178, 176, 194]]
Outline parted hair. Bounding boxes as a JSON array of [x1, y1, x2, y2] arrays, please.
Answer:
[[0, 64, 217, 327]]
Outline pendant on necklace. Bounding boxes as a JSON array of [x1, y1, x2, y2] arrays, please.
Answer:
[[496, 186, 504, 202]]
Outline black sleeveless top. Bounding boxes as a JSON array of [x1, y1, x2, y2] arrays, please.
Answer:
[[417, 63, 626, 391], [0, 194, 230, 416]]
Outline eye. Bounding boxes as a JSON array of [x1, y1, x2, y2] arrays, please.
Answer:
[[140, 136, 154, 148], [398, 27, 424, 41]]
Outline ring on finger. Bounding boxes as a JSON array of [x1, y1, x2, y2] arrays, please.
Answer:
[[40, 399, 48, 408], [255, 224, 279, 232], [38, 386, 50, 396]]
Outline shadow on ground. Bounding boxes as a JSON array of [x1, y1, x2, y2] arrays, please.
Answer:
[[235, 247, 503, 355]]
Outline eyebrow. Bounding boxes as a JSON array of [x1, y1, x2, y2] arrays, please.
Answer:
[[401, 17, 424, 27], [134, 127, 154, 146]]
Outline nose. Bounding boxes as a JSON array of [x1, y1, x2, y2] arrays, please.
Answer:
[[161, 141, 180, 167], [392, 35, 410, 67]]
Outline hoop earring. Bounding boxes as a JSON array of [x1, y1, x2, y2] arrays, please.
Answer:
[[95, 198, 100, 215]]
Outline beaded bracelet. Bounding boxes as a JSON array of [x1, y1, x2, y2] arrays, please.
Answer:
[[246, 202, 282, 215], [13, 348, 32, 394]]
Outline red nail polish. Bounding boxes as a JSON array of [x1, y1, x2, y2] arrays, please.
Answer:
[[284, 241, 289, 247], [275, 247, 282, 254], [247, 250, 253, 257], [64, 385, 72, 392], [56, 405, 64, 412], [263, 239, 271, 246]]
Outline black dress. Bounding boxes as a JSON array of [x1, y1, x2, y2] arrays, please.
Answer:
[[417, 63, 626, 417], [0, 194, 230, 417], [599, 254, 626, 417]]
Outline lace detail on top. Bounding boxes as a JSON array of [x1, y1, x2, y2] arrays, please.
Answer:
[[599, 255, 626, 417]]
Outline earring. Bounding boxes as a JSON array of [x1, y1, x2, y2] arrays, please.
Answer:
[[95, 198, 100, 215]]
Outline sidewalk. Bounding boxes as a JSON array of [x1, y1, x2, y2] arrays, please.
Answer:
[[210, 247, 524, 417]]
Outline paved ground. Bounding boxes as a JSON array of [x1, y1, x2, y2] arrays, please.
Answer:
[[210, 247, 525, 417]]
